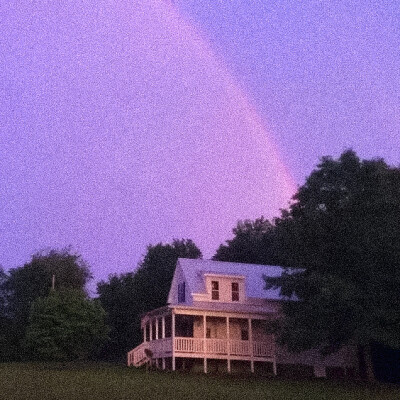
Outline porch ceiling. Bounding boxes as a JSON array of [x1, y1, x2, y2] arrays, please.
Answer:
[[171, 304, 278, 319]]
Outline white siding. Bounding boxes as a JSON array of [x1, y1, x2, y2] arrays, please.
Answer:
[[168, 262, 191, 305], [204, 275, 246, 303]]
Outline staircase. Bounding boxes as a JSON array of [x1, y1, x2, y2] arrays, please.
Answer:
[[127, 342, 149, 367]]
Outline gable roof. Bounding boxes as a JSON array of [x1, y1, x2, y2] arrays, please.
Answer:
[[177, 258, 287, 300]]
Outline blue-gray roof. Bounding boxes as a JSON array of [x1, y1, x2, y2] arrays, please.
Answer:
[[178, 258, 286, 300]]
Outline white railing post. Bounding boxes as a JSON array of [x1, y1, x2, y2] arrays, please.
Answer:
[[249, 318, 254, 373], [203, 313, 207, 373], [273, 335, 277, 375], [161, 314, 166, 369], [172, 311, 176, 371], [226, 316, 231, 373], [155, 318, 159, 340], [149, 319, 153, 342]]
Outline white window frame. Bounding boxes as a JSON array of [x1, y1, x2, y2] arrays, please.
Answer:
[[231, 282, 239, 302], [211, 280, 219, 300]]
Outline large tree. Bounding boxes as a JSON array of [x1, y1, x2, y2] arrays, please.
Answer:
[[98, 239, 202, 359], [266, 150, 400, 378], [1, 248, 92, 359], [0, 267, 15, 360], [23, 289, 108, 361], [213, 217, 279, 265]]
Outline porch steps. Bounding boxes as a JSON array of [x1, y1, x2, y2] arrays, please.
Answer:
[[127, 342, 149, 367]]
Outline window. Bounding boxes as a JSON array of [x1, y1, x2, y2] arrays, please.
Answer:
[[232, 282, 239, 301], [211, 281, 219, 300], [178, 282, 186, 303], [241, 329, 249, 341], [206, 328, 211, 338]]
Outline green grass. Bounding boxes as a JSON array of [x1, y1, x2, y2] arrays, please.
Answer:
[[0, 363, 398, 400]]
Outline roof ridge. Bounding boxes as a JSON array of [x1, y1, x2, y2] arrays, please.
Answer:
[[177, 257, 283, 269]]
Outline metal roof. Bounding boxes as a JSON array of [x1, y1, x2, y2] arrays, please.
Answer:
[[178, 258, 287, 300]]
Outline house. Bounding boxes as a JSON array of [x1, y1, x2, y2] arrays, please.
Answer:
[[127, 258, 358, 377]]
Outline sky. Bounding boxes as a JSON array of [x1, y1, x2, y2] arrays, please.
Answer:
[[1, 0, 399, 288]]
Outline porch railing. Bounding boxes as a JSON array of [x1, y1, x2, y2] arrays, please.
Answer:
[[128, 337, 274, 366], [174, 337, 274, 358], [127, 342, 148, 366]]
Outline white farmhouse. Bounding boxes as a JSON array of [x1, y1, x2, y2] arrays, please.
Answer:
[[127, 258, 357, 377]]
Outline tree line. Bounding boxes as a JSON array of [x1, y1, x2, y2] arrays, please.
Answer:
[[0, 240, 202, 361], [0, 150, 399, 381]]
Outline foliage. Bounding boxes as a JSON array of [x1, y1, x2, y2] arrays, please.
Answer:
[[0, 267, 16, 360], [0, 247, 92, 359], [96, 272, 138, 359], [5, 247, 92, 320], [0, 267, 8, 314], [133, 239, 202, 311], [213, 217, 279, 265], [23, 289, 109, 361], [97, 239, 202, 359], [265, 150, 400, 357]]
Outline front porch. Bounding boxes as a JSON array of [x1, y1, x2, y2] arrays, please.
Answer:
[[127, 307, 276, 373]]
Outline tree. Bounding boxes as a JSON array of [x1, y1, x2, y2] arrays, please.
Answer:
[[133, 239, 202, 311], [265, 150, 400, 379], [213, 217, 279, 264], [23, 289, 109, 360], [96, 272, 137, 360], [1, 247, 92, 359], [0, 267, 16, 360], [98, 239, 202, 359]]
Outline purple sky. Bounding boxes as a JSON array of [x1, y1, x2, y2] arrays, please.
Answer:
[[1, 1, 399, 289]]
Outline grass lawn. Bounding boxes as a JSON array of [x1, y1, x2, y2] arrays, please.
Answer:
[[0, 362, 399, 400]]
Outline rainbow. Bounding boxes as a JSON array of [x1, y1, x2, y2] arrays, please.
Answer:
[[157, 0, 297, 204]]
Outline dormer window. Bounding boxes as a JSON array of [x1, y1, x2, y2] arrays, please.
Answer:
[[232, 282, 239, 301], [211, 281, 219, 300], [178, 282, 186, 303]]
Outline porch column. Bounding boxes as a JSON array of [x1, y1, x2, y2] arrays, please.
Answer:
[[149, 319, 153, 342], [162, 316, 165, 339], [155, 318, 159, 340], [273, 335, 277, 376], [172, 311, 176, 371], [248, 318, 254, 373], [273, 359, 277, 376], [226, 316, 231, 373], [203, 313, 207, 373]]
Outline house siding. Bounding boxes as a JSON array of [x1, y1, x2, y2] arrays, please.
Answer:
[[168, 261, 191, 305]]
